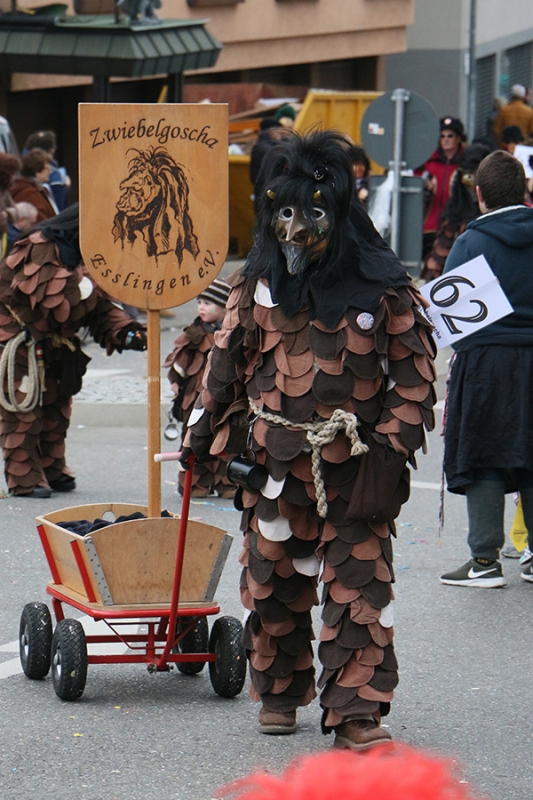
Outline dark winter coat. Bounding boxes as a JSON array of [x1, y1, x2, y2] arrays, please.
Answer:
[[443, 205, 533, 492]]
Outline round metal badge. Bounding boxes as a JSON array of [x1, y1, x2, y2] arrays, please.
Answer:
[[356, 312, 375, 331]]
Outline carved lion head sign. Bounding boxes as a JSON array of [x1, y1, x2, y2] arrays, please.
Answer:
[[79, 103, 228, 310]]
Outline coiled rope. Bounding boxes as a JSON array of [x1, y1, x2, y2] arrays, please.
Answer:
[[0, 331, 42, 413], [249, 398, 368, 519]]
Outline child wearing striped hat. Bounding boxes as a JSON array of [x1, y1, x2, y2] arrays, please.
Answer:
[[164, 277, 235, 498]]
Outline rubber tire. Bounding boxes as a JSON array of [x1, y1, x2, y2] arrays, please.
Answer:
[[174, 616, 209, 675], [208, 616, 246, 698], [19, 602, 53, 679], [51, 619, 88, 701]]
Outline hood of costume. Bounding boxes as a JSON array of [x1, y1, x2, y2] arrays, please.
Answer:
[[243, 130, 410, 329]]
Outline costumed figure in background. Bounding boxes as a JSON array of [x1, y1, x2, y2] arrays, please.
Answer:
[[164, 277, 235, 499], [182, 131, 436, 748], [0, 203, 147, 498], [421, 143, 490, 282]]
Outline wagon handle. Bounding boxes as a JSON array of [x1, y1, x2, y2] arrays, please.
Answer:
[[158, 453, 196, 668]]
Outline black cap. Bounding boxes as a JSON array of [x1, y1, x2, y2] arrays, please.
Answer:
[[440, 117, 466, 140]]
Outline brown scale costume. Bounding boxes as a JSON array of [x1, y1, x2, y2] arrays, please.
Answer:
[[185, 131, 437, 740], [164, 316, 234, 497], [0, 208, 145, 496]]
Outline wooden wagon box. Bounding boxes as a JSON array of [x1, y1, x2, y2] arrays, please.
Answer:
[[36, 503, 233, 608]]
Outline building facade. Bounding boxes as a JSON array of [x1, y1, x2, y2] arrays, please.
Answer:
[[385, 0, 533, 138], [0, 0, 414, 196]]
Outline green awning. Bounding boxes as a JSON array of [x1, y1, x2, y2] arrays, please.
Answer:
[[0, 15, 222, 76]]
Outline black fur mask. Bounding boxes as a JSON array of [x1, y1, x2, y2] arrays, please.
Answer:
[[243, 130, 411, 328]]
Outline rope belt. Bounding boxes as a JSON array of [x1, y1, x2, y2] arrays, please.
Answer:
[[249, 398, 368, 519], [46, 333, 76, 353]]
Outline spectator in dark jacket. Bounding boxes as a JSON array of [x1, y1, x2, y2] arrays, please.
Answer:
[[23, 130, 71, 212], [440, 150, 533, 588]]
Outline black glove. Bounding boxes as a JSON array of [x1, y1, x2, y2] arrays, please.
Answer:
[[179, 442, 216, 470], [178, 447, 194, 470], [123, 329, 147, 351]]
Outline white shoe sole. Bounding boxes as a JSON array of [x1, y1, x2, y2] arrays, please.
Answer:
[[520, 572, 533, 583], [440, 576, 507, 587]]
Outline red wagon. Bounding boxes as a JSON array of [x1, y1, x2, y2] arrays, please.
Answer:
[[18, 464, 246, 701]]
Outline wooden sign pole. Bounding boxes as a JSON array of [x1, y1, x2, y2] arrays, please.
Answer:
[[147, 309, 161, 518], [79, 103, 228, 517]]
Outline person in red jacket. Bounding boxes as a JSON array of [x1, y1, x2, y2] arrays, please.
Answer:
[[416, 117, 465, 259]]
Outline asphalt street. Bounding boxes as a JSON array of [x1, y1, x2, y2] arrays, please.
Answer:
[[0, 259, 529, 800]]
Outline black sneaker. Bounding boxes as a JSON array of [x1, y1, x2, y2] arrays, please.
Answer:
[[440, 559, 507, 588]]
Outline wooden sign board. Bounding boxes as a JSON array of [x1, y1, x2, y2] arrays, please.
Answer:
[[79, 104, 229, 310]]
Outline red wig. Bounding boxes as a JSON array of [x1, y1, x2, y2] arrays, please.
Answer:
[[219, 746, 487, 800]]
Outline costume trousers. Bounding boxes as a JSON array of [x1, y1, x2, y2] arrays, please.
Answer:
[[178, 457, 234, 497], [240, 517, 398, 733], [1, 368, 72, 495]]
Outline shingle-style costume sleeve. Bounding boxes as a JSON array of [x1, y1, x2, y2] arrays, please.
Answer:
[[163, 319, 235, 497], [0, 231, 144, 495], [187, 270, 436, 729], [164, 320, 216, 425]]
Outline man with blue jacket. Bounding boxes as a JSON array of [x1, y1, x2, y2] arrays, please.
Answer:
[[440, 149, 533, 587]]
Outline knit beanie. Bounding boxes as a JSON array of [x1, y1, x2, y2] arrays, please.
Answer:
[[274, 103, 297, 123], [197, 277, 231, 308]]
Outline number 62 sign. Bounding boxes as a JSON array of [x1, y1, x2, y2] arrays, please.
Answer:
[[418, 254, 514, 349]]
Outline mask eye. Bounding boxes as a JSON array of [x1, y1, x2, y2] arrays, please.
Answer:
[[279, 207, 294, 221], [313, 207, 326, 221]]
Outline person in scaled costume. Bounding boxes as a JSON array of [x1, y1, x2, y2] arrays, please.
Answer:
[[0, 203, 147, 498], [164, 277, 235, 498], [182, 131, 436, 749]]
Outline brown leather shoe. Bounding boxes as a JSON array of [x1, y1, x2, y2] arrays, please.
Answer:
[[258, 705, 297, 735], [333, 719, 393, 751]]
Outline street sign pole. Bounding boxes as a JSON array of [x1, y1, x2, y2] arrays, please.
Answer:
[[361, 89, 439, 274], [390, 88, 409, 256]]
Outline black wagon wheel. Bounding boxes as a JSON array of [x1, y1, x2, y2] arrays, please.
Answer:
[[173, 616, 209, 675], [19, 602, 53, 679], [51, 619, 88, 701], [208, 616, 246, 698]]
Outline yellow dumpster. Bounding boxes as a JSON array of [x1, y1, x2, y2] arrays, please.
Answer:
[[229, 90, 383, 257]]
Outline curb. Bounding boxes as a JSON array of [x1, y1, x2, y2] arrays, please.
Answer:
[[71, 402, 168, 428]]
